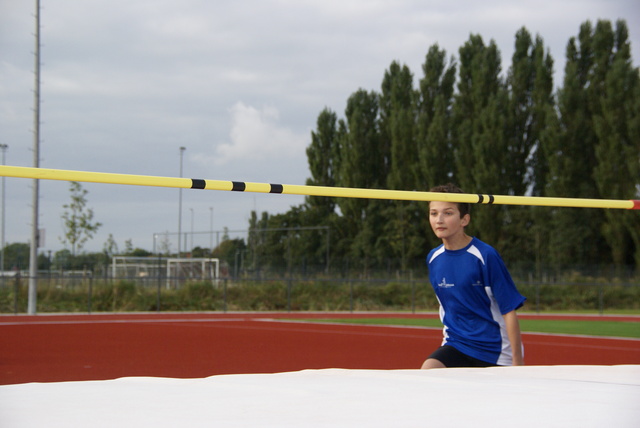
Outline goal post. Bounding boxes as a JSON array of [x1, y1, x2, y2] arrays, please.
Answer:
[[166, 258, 220, 288], [111, 256, 164, 279], [111, 256, 220, 288]]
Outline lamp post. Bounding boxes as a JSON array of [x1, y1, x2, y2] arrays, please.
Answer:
[[189, 207, 194, 254], [209, 207, 214, 253], [28, 0, 41, 315], [178, 146, 186, 258], [0, 144, 7, 286]]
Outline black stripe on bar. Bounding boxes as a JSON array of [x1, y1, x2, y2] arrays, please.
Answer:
[[232, 181, 246, 191], [477, 194, 484, 204], [488, 195, 495, 204], [270, 184, 284, 194], [191, 179, 206, 189]]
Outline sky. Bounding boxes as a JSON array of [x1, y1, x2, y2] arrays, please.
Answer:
[[1, 0, 639, 255]]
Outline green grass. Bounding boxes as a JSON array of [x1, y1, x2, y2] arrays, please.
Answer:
[[519, 319, 639, 338], [303, 318, 640, 339]]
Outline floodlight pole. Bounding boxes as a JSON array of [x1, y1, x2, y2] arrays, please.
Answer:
[[209, 207, 213, 251], [177, 146, 185, 257], [189, 207, 194, 253], [0, 144, 7, 287], [28, 0, 41, 315]]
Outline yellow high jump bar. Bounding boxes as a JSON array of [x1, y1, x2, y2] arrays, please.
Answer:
[[1, 165, 638, 210]]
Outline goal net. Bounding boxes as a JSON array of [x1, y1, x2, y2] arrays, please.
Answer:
[[111, 256, 164, 279], [167, 258, 219, 281], [111, 257, 220, 288]]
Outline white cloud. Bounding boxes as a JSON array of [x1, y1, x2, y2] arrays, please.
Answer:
[[211, 102, 307, 165]]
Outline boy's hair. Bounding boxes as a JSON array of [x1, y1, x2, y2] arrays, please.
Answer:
[[429, 183, 470, 218]]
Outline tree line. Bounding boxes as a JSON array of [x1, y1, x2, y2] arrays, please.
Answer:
[[246, 19, 639, 275]]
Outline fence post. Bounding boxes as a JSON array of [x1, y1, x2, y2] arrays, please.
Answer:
[[112, 277, 117, 313], [223, 278, 227, 313], [156, 277, 161, 313], [87, 276, 93, 314], [14, 273, 20, 314], [598, 283, 604, 315], [156, 253, 162, 312], [410, 270, 415, 314]]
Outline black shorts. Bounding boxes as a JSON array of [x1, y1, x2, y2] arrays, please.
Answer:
[[428, 345, 498, 368]]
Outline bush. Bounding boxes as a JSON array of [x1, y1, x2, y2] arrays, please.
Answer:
[[1, 277, 638, 314]]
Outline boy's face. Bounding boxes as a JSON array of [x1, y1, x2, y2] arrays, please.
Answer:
[[429, 201, 470, 241]]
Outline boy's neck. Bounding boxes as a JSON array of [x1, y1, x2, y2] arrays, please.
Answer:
[[442, 234, 472, 251]]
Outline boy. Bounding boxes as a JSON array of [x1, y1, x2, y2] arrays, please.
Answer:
[[421, 183, 525, 368]]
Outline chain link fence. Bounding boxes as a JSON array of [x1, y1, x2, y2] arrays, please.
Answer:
[[1, 263, 638, 314]]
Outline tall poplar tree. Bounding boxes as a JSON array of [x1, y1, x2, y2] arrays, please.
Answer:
[[336, 89, 384, 268], [546, 21, 607, 268], [416, 44, 457, 189], [505, 28, 554, 196], [381, 62, 417, 190], [416, 44, 457, 252], [306, 108, 339, 217], [502, 28, 555, 264], [452, 34, 506, 245], [592, 20, 640, 267], [304, 108, 342, 266], [379, 62, 423, 267], [627, 79, 640, 268]]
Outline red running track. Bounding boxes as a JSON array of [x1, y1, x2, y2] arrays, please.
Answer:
[[1, 312, 639, 385]]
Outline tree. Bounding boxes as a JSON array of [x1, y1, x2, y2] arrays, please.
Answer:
[[60, 182, 102, 258], [102, 233, 119, 268], [381, 61, 417, 190], [335, 89, 385, 268], [379, 61, 424, 268], [103, 234, 119, 258], [505, 28, 554, 197], [416, 44, 457, 190], [213, 237, 246, 275], [546, 20, 612, 267], [592, 20, 640, 267], [502, 28, 555, 264], [52, 248, 72, 270], [453, 35, 503, 192], [124, 239, 134, 255], [627, 70, 640, 268], [414, 45, 458, 254], [305, 108, 339, 217], [451, 34, 507, 247], [2, 242, 30, 271]]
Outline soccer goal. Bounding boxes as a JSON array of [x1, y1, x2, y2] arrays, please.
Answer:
[[111, 256, 164, 279], [166, 258, 220, 288], [111, 257, 220, 288]]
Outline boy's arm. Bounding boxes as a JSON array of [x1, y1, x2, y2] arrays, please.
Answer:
[[503, 310, 524, 366]]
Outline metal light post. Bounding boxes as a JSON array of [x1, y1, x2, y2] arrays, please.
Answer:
[[209, 206, 213, 252], [189, 207, 194, 254], [28, 0, 41, 315], [0, 144, 7, 286], [177, 146, 186, 257]]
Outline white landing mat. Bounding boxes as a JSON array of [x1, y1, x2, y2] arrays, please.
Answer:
[[1, 365, 638, 428]]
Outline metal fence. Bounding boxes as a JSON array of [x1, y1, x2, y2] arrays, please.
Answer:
[[1, 267, 638, 315]]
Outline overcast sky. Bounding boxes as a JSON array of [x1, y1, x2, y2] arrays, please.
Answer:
[[1, 0, 639, 255]]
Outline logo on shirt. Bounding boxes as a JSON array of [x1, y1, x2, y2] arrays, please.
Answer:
[[472, 280, 484, 287], [437, 277, 454, 288]]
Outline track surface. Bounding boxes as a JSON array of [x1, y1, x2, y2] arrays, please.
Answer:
[[1, 312, 639, 385]]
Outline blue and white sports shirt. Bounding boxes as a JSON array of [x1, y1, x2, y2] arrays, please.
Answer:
[[427, 237, 526, 365]]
